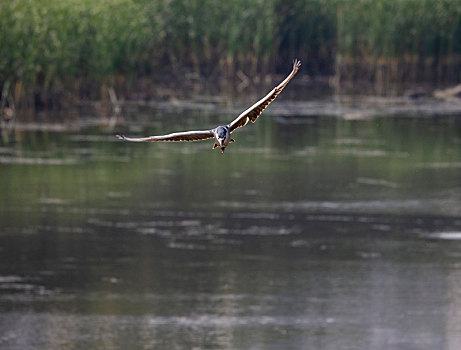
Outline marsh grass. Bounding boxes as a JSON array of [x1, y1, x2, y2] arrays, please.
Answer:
[[0, 0, 460, 108], [335, 0, 461, 84]]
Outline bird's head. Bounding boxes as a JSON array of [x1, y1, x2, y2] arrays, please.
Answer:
[[216, 127, 227, 140]]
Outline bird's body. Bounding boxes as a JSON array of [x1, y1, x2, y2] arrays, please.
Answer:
[[212, 125, 232, 152], [116, 59, 301, 153]]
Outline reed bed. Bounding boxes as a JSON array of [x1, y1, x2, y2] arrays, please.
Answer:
[[335, 0, 461, 84], [0, 0, 460, 108]]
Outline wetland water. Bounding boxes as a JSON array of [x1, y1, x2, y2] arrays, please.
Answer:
[[0, 99, 461, 349]]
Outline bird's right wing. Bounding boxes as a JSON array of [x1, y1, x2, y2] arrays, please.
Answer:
[[228, 59, 301, 133], [115, 130, 214, 142]]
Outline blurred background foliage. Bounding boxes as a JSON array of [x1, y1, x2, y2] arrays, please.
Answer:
[[0, 0, 460, 107]]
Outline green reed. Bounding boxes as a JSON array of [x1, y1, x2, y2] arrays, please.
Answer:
[[335, 0, 461, 83], [0, 0, 460, 107]]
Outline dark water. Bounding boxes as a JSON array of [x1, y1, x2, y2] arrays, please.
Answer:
[[1, 108, 461, 349]]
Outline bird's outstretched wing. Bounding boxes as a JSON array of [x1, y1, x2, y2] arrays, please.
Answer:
[[228, 59, 301, 133], [115, 130, 214, 142]]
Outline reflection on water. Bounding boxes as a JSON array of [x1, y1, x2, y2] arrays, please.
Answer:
[[0, 110, 461, 350]]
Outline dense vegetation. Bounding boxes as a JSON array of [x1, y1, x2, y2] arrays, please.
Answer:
[[1, 0, 460, 107]]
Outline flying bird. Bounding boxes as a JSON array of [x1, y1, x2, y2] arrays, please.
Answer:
[[116, 59, 301, 153]]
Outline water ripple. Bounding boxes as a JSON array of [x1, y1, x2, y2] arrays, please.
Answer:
[[428, 232, 461, 240]]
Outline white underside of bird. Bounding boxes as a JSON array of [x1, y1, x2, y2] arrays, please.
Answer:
[[116, 59, 301, 154]]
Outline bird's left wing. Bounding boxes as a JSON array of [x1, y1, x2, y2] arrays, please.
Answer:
[[115, 130, 214, 142], [228, 59, 301, 133]]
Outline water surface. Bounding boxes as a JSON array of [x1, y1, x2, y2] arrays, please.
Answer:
[[1, 104, 461, 349]]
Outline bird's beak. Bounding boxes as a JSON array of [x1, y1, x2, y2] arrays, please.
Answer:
[[221, 147, 225, 154]]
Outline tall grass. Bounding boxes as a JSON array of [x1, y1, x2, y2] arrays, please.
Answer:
[[0, 0, 158, 102], [156, 0, 277, 76], [276, 0, 337, 75], [335, 0, 461, 84], [0, 0, 460, 108]]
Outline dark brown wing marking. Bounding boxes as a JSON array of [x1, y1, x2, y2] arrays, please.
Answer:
[[115, 130, 214, 142], [228, 59, 301, 133]]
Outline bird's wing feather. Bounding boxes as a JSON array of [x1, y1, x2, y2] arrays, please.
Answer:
[[228, 59, 301, 133], [115, 130, 214, 142]]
